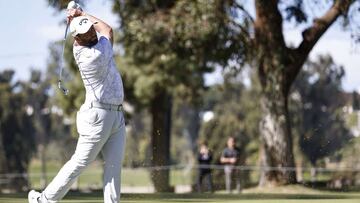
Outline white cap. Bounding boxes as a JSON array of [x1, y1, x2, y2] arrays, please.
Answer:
[[70, 16, 93, 37]]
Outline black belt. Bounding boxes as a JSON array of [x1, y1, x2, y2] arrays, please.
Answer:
[[89, 101, 123, 111]]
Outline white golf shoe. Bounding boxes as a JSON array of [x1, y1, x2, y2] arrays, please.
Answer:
[[28, 190, 41, 203]]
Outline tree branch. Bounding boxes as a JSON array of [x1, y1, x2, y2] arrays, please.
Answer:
[[286, 0, 355, 90], [294, 0, 354, 71], [229, 19, 250, 38], [234, 1, 254, 24]]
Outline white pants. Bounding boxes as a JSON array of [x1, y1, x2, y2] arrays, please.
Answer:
[[41, 105, 126, 203]]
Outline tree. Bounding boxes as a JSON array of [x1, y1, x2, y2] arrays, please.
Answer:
[[0, 70, 36, 192], [116, 0, 360, 186], [46, 0, 244, 191], [335, 137, 360, 184], [352, 91, 360, 110], [24, 70, 53, 189], [111, 0, 244, 191], [199, 72, 262, 188], [45, 0, 360, 187], [243, 0, 359, 185], [291, 55, 352, 167]]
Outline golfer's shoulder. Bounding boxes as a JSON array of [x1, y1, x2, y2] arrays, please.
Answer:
[[98, 36, 112, 49], [73, 46, 100, 66]]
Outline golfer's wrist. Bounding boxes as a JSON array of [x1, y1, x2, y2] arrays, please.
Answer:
[[82, 13, 97, 24]]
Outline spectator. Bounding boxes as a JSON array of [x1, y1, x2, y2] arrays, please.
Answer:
[[196, 141, 213, 193], [220, 136, 241, 193]]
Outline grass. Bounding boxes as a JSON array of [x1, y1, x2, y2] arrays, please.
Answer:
[[23, 160, 360, 202], [28, 160, 103, 189], [1, 191, 360, 203], [28, 160, 194, 189], [28, 159, 337, 190]]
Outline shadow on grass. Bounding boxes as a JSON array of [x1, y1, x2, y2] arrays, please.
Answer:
[[303, 181, 360, 193], [122, 193, 360, 201]]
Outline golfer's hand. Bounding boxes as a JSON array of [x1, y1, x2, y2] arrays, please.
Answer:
[[67, 8, 84, 24]]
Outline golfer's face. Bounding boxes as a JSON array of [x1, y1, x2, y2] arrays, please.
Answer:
[[76, 26, 98, 47]]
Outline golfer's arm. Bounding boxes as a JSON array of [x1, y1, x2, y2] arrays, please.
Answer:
[[82, 12, 113, 45]]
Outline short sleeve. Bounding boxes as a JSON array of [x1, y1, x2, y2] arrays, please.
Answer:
[[235, 147, 241, 157], [97, 36, 113, 63]]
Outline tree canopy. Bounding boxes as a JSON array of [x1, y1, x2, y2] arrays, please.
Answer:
[[291, 55, 353, 166]]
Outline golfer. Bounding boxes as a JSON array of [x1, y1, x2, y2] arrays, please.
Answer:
[[28, 9, 126, 203]]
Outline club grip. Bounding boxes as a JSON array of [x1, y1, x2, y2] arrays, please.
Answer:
[[67, 1, 82, 10]]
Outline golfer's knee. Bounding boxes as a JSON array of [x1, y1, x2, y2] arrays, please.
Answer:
[[70, 154, 95, 168], [104, 162, 121, 170]]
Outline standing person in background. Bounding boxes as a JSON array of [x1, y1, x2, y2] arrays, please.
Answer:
[[220, 136, 241, 193], [196, 141, 213, 193]]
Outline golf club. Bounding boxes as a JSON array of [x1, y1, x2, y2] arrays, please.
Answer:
[[58, 1, 82, 95]]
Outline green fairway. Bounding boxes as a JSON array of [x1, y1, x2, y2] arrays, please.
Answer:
[[1, 193, 360, 203], [28, 160, 195, 189], [23, 160, 360, 202], [28, 160, 334, 189]]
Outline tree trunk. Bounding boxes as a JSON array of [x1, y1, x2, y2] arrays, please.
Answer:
[[296, 155, 304, 183], [0, 133, 8, 191], [150, 91, 173, 192], [34, 103, 48, 189], [0, 134, 7, 173], [254, 1, 296, 185], [259, 93, 297, 185], [258, 144, 266, 187], [253, 0, 355, 187], [310, 166, 317, 183], [38, 144, 47, 189]]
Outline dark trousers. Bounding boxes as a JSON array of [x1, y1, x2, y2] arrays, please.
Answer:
[[196, 171, 213, 193]]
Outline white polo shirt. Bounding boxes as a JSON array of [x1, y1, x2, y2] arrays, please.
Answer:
[[73, 36, 124, 105]]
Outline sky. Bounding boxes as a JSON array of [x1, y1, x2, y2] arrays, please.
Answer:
[[0, 0, 359, 92]]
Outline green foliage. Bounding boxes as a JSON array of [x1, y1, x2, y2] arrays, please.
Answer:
[[122, 111, 152, 167], [0, 70, 38, 190], [283, 0, 307, 23], [346, 112, 358, 129], [334, 136, 360, 182], [47, 40, 85, 136], [352, 91, 360, 110], [198, 73, 262, 187], [42, 0, 360, 187], [113, 0, 246, 104], [290, 55, 353, 166], [110, 0, 249, 191]]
